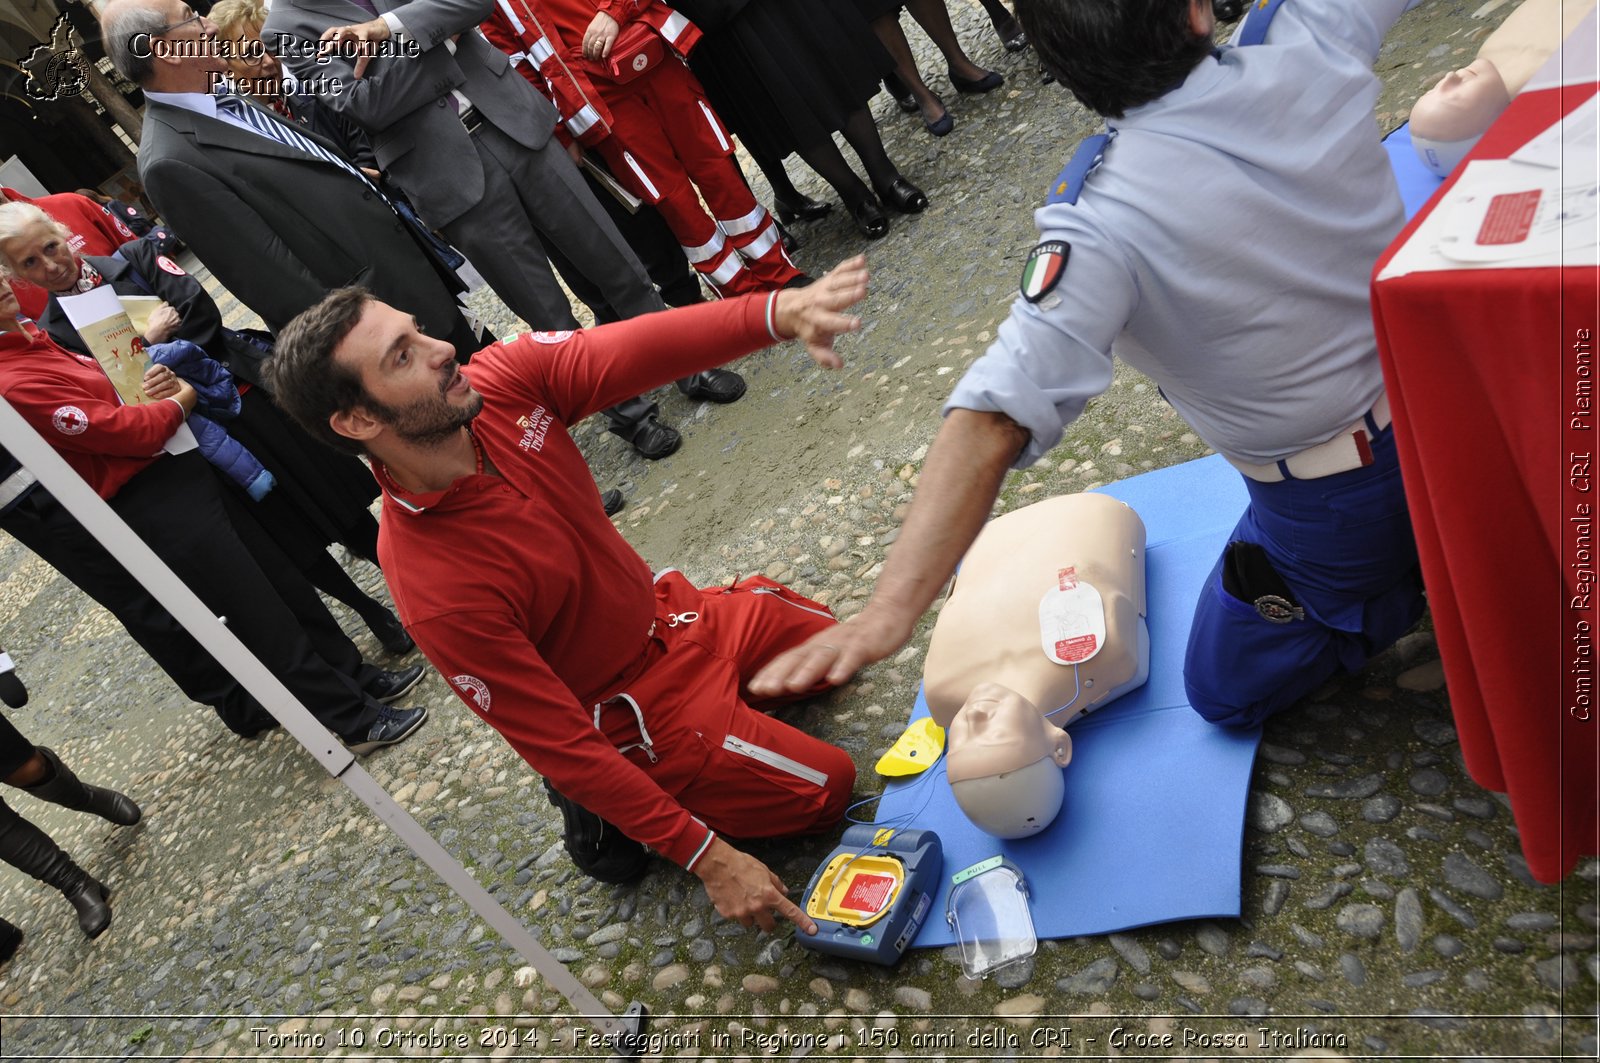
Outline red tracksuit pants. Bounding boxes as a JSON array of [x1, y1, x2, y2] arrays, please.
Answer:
[[592, 569, 855, 843], [590, 58, 801, 297]]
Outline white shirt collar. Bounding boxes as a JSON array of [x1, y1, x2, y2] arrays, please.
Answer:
[[142, 89, 221, 118]]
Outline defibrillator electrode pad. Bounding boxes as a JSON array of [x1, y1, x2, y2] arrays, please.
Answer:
[[924, 493, 1150, 727]]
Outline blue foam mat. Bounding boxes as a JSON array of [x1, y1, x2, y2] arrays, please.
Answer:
[[875, 455, 1264, 945], [1383, 122, 1446, 220]]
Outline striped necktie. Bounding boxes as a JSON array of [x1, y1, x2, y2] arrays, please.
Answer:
[[213, 93, 373, 189]]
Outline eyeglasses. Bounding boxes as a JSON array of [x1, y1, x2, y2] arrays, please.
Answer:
[[155, 11, 204, 34]]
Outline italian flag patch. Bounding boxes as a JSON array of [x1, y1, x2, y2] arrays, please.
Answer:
[[1020, 240, 1070, 303]]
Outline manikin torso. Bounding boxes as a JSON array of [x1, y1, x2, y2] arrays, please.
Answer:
[[924, 492, 1149, 729], [923, 494, 1150, 838]]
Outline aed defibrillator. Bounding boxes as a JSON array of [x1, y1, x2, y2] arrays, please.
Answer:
[[795, 824, 942, 966]]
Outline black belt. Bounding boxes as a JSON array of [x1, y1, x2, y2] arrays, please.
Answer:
[[459, 106, 484, 135]]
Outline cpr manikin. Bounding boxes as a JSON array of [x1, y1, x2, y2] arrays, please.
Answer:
[[925, 494, 1149, 838], [1409, 0, 1595, 175]]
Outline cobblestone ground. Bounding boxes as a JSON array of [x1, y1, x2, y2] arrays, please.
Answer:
[[1, 1, 1597, 1059]]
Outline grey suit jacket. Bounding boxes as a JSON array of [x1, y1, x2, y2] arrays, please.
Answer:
[[137, 99, 469, 355], [263, 0, 559, 227]]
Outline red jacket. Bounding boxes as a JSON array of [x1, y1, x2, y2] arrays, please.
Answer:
[[0, 328, 182, 499], [376, 293, 783, 867], [480, 0, 700, 147], [3, 189, 136, 322]]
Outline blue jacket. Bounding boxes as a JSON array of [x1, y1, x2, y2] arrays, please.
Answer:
[[146, 340, 275, 500]]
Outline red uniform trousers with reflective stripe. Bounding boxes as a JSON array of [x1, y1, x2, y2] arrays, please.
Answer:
[[589, 59, 800, 296], [590, 570, 854, 844]]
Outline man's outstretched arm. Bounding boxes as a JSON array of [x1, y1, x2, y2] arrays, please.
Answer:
[[748, 408, 1030, 698], [508, 255, 869, 426]]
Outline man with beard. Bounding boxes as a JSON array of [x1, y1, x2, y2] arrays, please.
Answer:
[[266, 258, 869, 931]]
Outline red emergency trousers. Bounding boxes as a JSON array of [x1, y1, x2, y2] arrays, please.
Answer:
[[593, 569, 854, 863], [587, 57, 800, 295], [482, 4, 799, 295]]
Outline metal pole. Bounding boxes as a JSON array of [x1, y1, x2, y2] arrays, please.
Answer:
[[0, 394, 626, 1041]]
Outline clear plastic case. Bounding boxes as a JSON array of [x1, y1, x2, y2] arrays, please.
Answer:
[[944, 857, 1037, 979]]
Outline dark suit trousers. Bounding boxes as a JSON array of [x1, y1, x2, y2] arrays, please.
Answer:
[[1, 485, 270, 733], [108, 452, 382, 740], [440, 124, 666, 432]]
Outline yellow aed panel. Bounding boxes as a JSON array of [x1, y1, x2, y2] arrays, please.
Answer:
[[805, 853, 906, 929]]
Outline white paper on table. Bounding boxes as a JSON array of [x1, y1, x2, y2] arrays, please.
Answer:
[[1511, 93, 1600, 168], [1378, 158, 1600, 278]]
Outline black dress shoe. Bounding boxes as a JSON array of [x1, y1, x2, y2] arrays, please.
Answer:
[[774, 195, 832, 224], [365, 608, 415, 656], [873, 178, 929, 214], [364, 664, 425, 704], [627, 417, 682, 460], [776, 217, 801, 254], [991, 14, 1028, 51], [949, 68, 1005, 94], [678, 368, 746, 404], [601, 489, 625, 516], [847, 196, 890, 239], [344, 704, 428, 756]]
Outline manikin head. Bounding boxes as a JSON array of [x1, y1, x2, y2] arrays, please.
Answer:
[[1409, 57, 1513, 177], [946, 683, 1074, 839]]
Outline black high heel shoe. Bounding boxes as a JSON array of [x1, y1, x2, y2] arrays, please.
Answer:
[[872, 178, 929, 215], [774, 194, 833, 224], [883, 72, 919, 114], [949, 68, 1005, 94], [847, 196, 890, 239]]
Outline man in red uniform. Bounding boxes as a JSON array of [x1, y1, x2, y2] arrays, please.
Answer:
[[481, 0, 801, 296], [267, 257, 869, 930], [2, 189, 136, 322]]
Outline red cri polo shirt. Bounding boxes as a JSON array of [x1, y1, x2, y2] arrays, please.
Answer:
[[0, 328, 182, 498], [376, 293, 784, 867]]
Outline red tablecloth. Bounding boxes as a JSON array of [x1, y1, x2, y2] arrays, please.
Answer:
[[1372, 80, 1599, 884]]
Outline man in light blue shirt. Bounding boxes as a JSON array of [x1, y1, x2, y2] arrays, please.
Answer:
[[751, 0, 1428, 729]]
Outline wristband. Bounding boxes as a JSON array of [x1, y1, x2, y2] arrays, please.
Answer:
[[685, 828, 716, 872], [764, 291, 784, 343]]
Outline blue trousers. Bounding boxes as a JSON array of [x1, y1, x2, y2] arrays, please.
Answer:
[[1183, 427, 1425, 728]]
